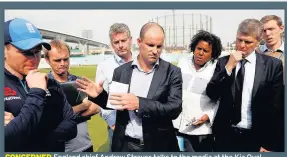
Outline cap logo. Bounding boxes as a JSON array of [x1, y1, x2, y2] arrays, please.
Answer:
[[26, 23, 36, 33]]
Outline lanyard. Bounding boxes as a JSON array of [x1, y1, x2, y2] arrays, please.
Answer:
[[19, 79, 28, 94]]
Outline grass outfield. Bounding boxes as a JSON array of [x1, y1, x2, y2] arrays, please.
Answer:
[[40, 65, 109, 152]]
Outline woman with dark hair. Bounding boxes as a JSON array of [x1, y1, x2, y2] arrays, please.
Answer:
[[173, 30, 222, 152]]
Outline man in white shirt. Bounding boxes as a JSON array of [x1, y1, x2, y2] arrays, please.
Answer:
[[95, 23, 133, 150], [206, 18, 283, 152]]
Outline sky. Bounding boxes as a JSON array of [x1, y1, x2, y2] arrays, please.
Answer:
[[5, 9, 284, 47]]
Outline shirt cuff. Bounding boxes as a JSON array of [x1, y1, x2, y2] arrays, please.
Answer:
[[225, 66, 232, 76], [99, 108, 116, 127], [106, 117, 116, 127]]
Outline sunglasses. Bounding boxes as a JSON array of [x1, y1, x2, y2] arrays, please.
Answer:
[[5, 42, 42, 57], [21, 48, 42, 57]]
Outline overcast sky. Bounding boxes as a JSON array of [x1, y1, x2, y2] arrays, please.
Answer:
[[5, 9, 284, 47]]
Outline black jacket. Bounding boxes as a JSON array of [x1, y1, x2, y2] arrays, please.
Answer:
[[91, 58, 182, 152], [4, 68, 77, 152]]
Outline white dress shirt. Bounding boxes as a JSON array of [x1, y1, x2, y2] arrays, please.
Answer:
[[125, 59, 158, 139], [226, 51, 256, 129]]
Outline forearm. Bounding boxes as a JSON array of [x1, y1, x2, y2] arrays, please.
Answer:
[[5, 88, 46, 151], [88, 90, 109, 109], [72, 103, 87, 113], [51, 119, 77, 141]]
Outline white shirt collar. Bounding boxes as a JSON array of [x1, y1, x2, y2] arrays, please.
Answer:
[[114, 53, 127, 65], [244, 50, 256, 64], [260, 41, 284, 53], [131, 56, 159, 73]]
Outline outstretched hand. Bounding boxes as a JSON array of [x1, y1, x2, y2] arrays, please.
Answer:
[[76, 76, 104, 98]]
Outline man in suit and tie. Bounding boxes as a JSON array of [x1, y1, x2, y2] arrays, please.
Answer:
[[76, 22, 183, 152], [206, 18, 283, 152]]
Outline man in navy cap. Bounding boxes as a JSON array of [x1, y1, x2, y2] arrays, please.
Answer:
[[4, 18, 77, 152]]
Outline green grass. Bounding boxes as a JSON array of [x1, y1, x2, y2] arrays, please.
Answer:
[[40, 65, 109, 152]]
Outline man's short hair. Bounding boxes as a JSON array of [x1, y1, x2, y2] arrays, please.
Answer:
[[44, 39, 70, 59], [109, 23, 131, 40], [237, 19, 263, 41], [260, 15, 283, 27]]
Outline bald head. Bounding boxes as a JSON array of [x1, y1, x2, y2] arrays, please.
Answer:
[[139, 22, 165, 39], [137, 22, 165, 68]]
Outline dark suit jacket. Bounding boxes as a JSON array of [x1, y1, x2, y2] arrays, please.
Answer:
[[206, 52, 283, 151], [92, 58, 182, 152]]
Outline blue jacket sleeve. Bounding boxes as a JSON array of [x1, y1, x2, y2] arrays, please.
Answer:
[[5, 88, 46, 151], [50, 87, 77, 142]]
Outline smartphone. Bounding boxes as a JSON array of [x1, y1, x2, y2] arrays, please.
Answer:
[[185, 117, 200, 126], [192, 119, 201, 125]]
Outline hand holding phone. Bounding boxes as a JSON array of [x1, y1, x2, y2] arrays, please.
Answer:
[[186, 117, 200, 126], [192, 118, 201, 125]]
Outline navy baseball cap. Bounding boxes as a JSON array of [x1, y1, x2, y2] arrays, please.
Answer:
[[4, 18, 51, 51]]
